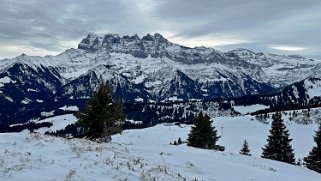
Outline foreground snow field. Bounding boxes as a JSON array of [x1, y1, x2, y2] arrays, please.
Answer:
[[1, 112, 321, 180]]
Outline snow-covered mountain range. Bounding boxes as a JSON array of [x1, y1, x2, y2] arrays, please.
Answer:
[[0, 33, 321, 124]]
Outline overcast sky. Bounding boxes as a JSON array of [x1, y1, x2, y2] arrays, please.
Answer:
[[1, 0, 321, 59]]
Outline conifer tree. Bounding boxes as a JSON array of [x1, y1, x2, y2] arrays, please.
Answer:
[[174, 140, 177, 145], [187, 112, 220, 149], [262, 112, 295, 164], [304, 122, 321, 173], [178, 138, 182, 145], [77, 82, 125, 141], [239, 139, 251, 156]]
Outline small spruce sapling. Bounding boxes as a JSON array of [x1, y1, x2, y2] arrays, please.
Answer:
[[178, 138, 182, 145], [174, 140, 177, 145], [239, 139, 251, 156]]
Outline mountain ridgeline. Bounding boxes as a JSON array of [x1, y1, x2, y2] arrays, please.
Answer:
[[0, 33, 321, 125]]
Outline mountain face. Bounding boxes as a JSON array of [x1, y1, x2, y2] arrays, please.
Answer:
[[233, 77, 321, 112], [273, 77, 321, 107], [0, 33, 321, 124], [229, 49, 320, 87]]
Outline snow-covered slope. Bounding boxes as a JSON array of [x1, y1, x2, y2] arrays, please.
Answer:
[[1, 110, 321, 180], [36, 114, 78, 134]]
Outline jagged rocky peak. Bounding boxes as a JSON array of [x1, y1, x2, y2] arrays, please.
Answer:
[[141, 33, 155, 42], [79, 32, 168, 44], [102, 34, 120, 44], [141, 33, 170, 45], [121, 34, 140, 42], [78, 32, 100, 50], [77, 32, 173, 58], [78, 32, 123, 49], [154, 33, 168, 43]]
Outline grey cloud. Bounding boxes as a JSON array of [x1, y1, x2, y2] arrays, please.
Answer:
[[152, 0, 321, 57], [155, 0, 320, 36], [0, 0, 144, 52], [0, 0, 320, 58]]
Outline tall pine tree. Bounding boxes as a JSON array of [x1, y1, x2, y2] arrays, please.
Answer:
[[262, 112, 295, 164], [304, 121, 321, 173], [187, 112, 220, 149], [77, 82, 124, 141]]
